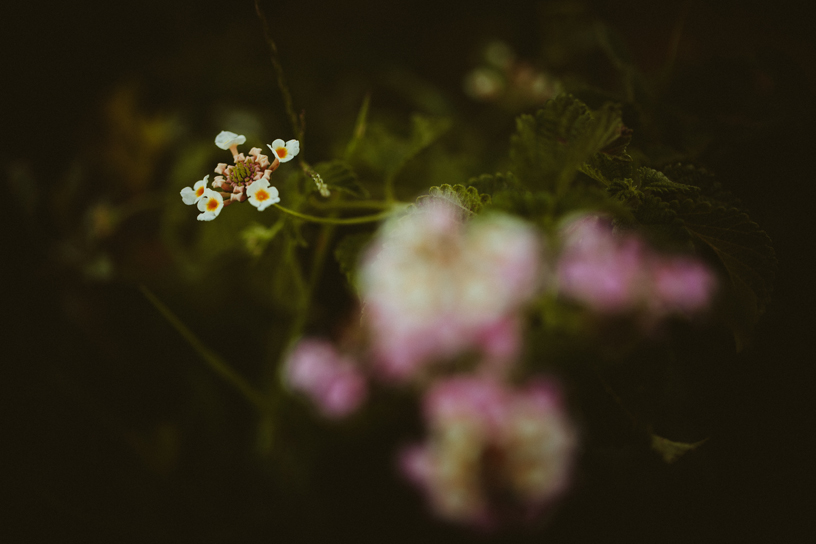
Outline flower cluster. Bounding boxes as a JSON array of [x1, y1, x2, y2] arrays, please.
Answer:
[[281, 199, 718, 528], [400, 376, 577, 527], [556, 215, 717, 318], [463, 40, 562, 108], [283, 339, 367, 419], [179, 131, 299, 221], [360, 201, 543, 380]]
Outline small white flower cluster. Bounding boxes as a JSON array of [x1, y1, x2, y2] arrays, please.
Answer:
[[180, 131, 300, 221]]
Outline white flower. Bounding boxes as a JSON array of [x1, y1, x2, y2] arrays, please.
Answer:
[[267, 138, 300, 163], [246, 178, 280, 211], [214, 131, 246, 150], [196, 189, 224, 221], [180, 175, 209, 205]]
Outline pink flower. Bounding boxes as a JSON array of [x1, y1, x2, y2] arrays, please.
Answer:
[[360, 201, 543, 381], [649, 256, 717, 315], [399, 376, 577, 527], [556, 215, 717, 318], [283, 339, 368, 418], [557, 216, 648, 313]]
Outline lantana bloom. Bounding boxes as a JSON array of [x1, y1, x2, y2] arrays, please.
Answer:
[[400, 376, 577, 527], [361, 202, 542, 381], [556, 214, 717, 317], [246, 179, 280, 211], [360, 201, 543, 381], [283, 339, 368, 418], [196, 189, 223, 221], [180, 175, 209, 205], [267, 138, 300, 163]]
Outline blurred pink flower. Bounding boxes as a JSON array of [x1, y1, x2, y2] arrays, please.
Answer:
[[360, 202, 543, 381], [283, 339, 367, 418], [557, 215, 717, 318], [400, 376, 577, 527]]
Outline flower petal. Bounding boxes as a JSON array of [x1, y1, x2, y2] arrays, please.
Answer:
[[214, 131, 246, 150], [180, 186, 197, 205]]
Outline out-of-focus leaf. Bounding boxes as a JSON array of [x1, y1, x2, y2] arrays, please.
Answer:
[[650, 434, 708, 464], [672, 199, 777, 337], [334, 232, 374, 291], [355, 114, 452, 186], [343, 93, 370, 161], [510, 94, 623, 193]]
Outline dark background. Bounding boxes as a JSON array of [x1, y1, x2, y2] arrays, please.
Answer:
[[3, 0, 815, 542]]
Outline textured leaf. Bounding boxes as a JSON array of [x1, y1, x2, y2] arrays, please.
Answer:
[[672, 199, 777, 320], [334, 232, 374, 291], [313, 160, 369, 199], [650, 434, 708, 464], [638, 167, 700, 196], [661, 163, 739, 206], [510, 94, 624, 192], [579, 152, 634, 186], [414, 184, 491, 217], [467, 172, 525, 196]]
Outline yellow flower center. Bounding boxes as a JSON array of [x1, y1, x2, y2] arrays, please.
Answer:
[[276, 147, 287, 159], [196, 186, 205, 197], [256, 189, 269, 202], [206, 198, 219, 211]]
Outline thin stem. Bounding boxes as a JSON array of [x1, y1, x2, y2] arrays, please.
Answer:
[[308, 198, 398, 211], [139, 286, 273, 413], [273, 203, 398, 225], [254, 0, 303, 142]]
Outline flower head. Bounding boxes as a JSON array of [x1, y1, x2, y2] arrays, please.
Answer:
[[246, 178, 280, 211], [283, 339, 368, 418], [268, 138, 300, 163], [180, 175, 209, 205], [400, 376, 577, 527], [196, 189, 223, 221], [360, 201, 543, 381], [556, 214, 717, 319]]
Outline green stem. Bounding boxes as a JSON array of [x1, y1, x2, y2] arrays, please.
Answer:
[[308, 198, 399, 211], [273, 203, 398, 225], [139, 286, 273, 413], [254, 0, 303, 142]]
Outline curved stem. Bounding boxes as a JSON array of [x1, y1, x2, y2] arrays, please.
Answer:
[[273, 203, 399, 225], [308, 198, 400, 211]]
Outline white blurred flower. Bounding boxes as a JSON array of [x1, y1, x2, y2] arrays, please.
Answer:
[[360, 201, 543, 380], [246, 178, 280, 211], [267, 138, 300, 163], [180, 175, 209, 205], [214, 131, 246, 150], [196, 189, 224, 221]]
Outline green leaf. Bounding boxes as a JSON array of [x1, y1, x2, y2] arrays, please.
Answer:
[[661, 163, 739, 206], [343, 93, 371, 161], [414, 184, 491, 217], [639, 167, 700, 197], [650, 434, 708, 464], [466, 172, 525, 196], [241, 219, 285, 258], [334, 232, 374, 291], [313, 160, 369, 199], [579, 152, 634, 186], [510, 94, 624, 193], [672, 199, 777, 334]]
